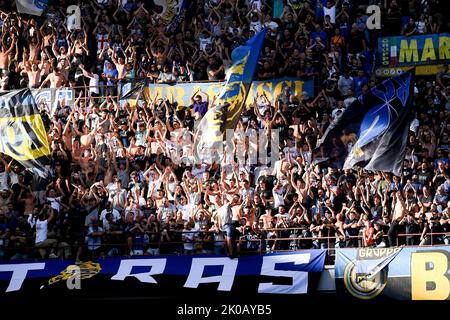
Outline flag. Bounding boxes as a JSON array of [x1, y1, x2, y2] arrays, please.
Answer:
[[355, 247, 402, 281], [120, 80, 146, 108], [314, 72, 413, 176], [154, 0, 182, 25], [0, 89, 50, 177], [16, 0, 48, 16], [194, 29, 267, 164], [166, 0, 188, 35], [273, 0, 284, 19]]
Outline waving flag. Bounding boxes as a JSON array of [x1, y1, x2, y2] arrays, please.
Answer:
[[314, 72, 413, 176], [194, 29, 267, 164], [0, 89, 50, 177], [166, 0, 188, 35], [16, 0, 48, 16], [120, 80, 147, 108]]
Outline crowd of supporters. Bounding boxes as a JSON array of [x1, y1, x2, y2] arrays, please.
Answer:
[[0, 0, 448, 262]]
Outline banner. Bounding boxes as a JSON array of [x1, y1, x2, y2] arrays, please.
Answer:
[[315, 72, 412, 176], [16, 0, 48, 16], [377, 33, 450, 75], [335, 246, 450, 300], [31, 88, 75, 114], [0, 252, 325, 296], [0, 89, 50, 177], [121, 78, 314, 110], [375, 65, 447, 77]]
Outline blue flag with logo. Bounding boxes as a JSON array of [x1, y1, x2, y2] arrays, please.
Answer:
[[314, 72, 413, 176], [16, 0, 48, 16], [194, 29, 267, 163]]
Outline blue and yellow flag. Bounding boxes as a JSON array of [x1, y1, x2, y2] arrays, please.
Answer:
[[194, 29, 267, 164]]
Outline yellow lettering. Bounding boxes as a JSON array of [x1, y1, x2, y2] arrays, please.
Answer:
[[411, 252, 449, 300], [173, 86, 185, 107], [143, 87, 151, 101], [421, 38, 436, 62], [206, 84, 221, 102], [153, 86, 163, 101], [439, 36, 450, 60], [293, 80, 303, 98], [399, 39, 419, 63], [273, 81, 292, 100]]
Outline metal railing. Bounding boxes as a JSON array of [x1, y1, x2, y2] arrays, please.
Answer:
[[1, 228, 448, 263]]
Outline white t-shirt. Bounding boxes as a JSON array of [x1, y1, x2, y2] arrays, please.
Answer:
[[177, 204, 191, 221], [35, 220, 48, 243], [247, 0, 262, 10], [323, 5, 336, 24], [8, 172, 18, 185], [264, 21, 278, 32], [283, 146, 299, 160], [183, 229, 195, 251], [89, 74, 100, 94], [0, 172, 8, 190], [192, 166, 206, 179], [199, 36, 212, 52], [249, 21, 262, 33], [158, 204, 176, 221], [273, 188, 285, 209], [47, 197, 61, 213], [100, 208, 121, 222]]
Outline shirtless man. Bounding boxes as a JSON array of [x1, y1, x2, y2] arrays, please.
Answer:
[[149, 41, 169, 66], [110, 49, 126, 79], [26, 63, 41, 88], [39, 67, 65, 89], [28, 36, 41, 62], [335, 213, 346, 247], [20, 191, 35, 217], [0, 35, 16, 71], [38, 53, 52, 79], [260, 207, 274, 230], [73, 122, 99, 148], [17, 51, 32, 76], [230, 194, 243, 226]]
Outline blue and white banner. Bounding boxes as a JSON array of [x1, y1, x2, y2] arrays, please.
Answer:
[[0, 251, 325, 296], [335, 246, 450, 300]]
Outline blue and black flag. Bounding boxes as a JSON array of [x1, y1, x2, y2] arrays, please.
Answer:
[[315, 72, 413, 176]]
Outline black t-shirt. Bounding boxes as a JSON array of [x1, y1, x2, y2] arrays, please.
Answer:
[[347, 30, 364, 54]]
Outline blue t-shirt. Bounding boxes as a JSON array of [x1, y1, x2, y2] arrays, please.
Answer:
[[353, 75, 368, 95], [193, 101, 208, 117], [339, 22, 351, 39], [310, 30, 327, 45], [104, 68, 118, 86], [344, 218, 359, 236]]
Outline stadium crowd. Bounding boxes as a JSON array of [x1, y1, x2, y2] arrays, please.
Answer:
[[0, 0, 448, 262]]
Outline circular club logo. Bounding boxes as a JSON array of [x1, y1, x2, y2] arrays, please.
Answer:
[[343, 260, 387, 299]]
